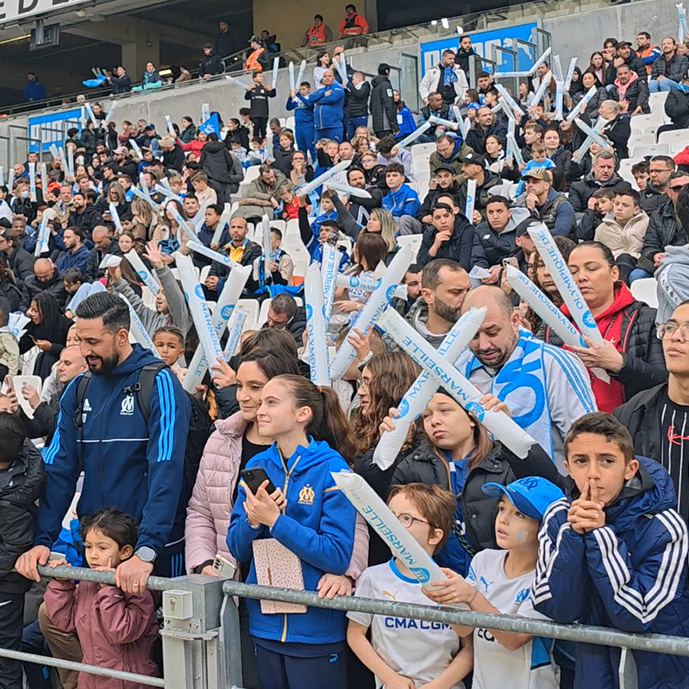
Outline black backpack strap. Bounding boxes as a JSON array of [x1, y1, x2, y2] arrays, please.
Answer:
[[126, 361, 169, 424], [73, 372, 92, 430]]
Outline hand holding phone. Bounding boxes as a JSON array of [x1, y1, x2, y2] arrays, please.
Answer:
[[240, 467, 277, 495]]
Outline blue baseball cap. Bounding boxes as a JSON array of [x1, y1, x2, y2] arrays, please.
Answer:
[[482, 477, 564, 520]]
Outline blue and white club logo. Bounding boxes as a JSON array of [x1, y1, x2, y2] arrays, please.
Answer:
[[305, 304, 313, 320], [397, 398, 410, 418], [194, 285, 205, 299], [581, 310, 596, 329], [465, 401, 485, 421], [409, 566, 431, 583], [221, 305, 233, 320]]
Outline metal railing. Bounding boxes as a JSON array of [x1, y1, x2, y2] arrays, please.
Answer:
[[0, 564, 686, 689]]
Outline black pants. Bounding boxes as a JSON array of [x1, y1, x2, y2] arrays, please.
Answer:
[[616, 252, 638, 285], [656, 122, 685, 140], [0, 591, 25, 689], [252, 117, 268, 140]]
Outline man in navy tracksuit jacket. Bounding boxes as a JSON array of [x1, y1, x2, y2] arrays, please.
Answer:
[[532, 452, 689, 689], [298, 69, 345, 143], [286, 84, 316, 162], [18, 292, 191, 589]]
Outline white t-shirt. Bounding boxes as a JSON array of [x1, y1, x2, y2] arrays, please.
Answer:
[[348, 559, 465, 689], [466, 549, 560, 689]]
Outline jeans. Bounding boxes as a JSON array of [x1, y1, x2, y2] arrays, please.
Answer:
[[347, 116, 368, 140], [649, 77, 679, 93], [629, 268, 654, 283]]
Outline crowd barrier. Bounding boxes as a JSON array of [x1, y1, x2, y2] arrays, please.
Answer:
[[1, 564, 687, 689]]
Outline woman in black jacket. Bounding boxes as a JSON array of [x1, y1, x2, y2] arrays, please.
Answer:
[[0, 263, 21, 312], [199, 133, 244, 204], [543, 241, 667, 412], [20, 292, 71, 381], [386, 390, 562, 577]]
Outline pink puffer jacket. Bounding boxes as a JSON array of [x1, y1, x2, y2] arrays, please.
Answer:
[[185, 413, 247, 572], [185, 412, 370, 579]]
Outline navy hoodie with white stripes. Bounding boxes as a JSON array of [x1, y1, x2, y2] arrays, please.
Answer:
[[531, 456, 689, 689], [35, 344, 191, 556]]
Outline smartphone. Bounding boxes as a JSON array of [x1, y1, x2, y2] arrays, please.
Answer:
[[502, 257, 519, 270], [240, 467, 277, 495], [212, 555, 237, 579]]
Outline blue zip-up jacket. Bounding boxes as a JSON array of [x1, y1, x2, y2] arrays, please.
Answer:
[[55, 245, 90, 274], [35, 345, 191, 555], [286, 95, 315, 128], [382, 183, 420, 218], [300, 82, 345, 131], [226, 439, 356, 644], [532, 456, 689, 689], [394, 106, 417, 141]]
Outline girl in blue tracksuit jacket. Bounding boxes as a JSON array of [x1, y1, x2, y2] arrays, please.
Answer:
[[226, 374, 357, 689]]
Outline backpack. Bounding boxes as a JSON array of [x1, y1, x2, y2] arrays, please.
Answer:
[[74, 362, 212, 500]]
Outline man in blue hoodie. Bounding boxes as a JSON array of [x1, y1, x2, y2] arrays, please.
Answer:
[[23, 73, 45, 102], [16, 292, 191, 592], [304, 69, 345, 143], [382, 162, 422, 235]]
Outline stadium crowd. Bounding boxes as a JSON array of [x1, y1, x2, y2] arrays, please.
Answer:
[[1, 20, 689, 689]]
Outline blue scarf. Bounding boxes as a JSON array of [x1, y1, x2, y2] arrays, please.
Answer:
[[443, 67, 458, 86], [678, 82, 689, 94]]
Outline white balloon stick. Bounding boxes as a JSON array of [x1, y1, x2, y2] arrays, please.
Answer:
[[129, 186, 158, 209], [552, 55, 564, 81], [330, 245, 413, 380], [84, 102, 99, 128], [167, 204, 198, 243], [154, 184, 181, 201], [396, 120, 432, 149], [296, 160, 352, 197], [124, 250, 160, 295], [528, 46, 552, 76], [554, 80, 565, 120], [164, 115, 176, 137], [566, 86, 597, 122], [335, 273, 379, 292], [321, 243, 340, 327], [28, 163, 37, 202], [224, 75, 252, 89], [373, 307, 486, 470], [119, 294, 160, 353], [464, 179, 477, 223], [494, 84, 523, 118], [531, 70, 553, 106], [187, 240, 242, 271], [296, 59, 307, 87], [429, 115, 460, 131], [129, 139, 143, 158], [288, 61, 295, 92], [325, 182, 372, 198], [574, 118, 614, 152], [451, 105, 469, 139], [564, 57, 577, 92], [34, 212, 51, 257], [40, 163, 47, 201], [377, 307, 536, 459], [305, 264, 330, 386], [184, 264, 252, 392], [271, 57, 280, 90], [109, 202, 123, 231], [223, 308, 249, 361]]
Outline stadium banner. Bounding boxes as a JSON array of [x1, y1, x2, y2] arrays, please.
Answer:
[[419, 22, 539, 76], [0, 0, 90, 25], [28, 108, 82, 153]]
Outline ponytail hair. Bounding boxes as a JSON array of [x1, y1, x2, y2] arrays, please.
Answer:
[[273, 374, 357, 465]]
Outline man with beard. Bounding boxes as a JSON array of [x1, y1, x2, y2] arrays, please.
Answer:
[[16, 292, 191, 591], [405, 259, 470, 348], [456, 286, 596, 473]]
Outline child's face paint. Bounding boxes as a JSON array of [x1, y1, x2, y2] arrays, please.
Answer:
[[494, 497, 539, 550]]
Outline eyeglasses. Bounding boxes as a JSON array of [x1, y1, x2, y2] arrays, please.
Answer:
[[669, 185, 686, 192], [658, 322, 689, 341], [394, 513, 438, 530], [649, 168, 672, 174]]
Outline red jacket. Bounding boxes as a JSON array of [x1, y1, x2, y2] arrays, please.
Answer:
[[178, 139, 205, 156], [45, 579, 159, 689]]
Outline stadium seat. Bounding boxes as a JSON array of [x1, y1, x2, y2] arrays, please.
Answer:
[[648, 91, 669, 113], [658, 129, 689, 153], [292, 255, 309, 280], [237, 298, 260, 330], [630, 143, 671, 159], [411, 142, 435, 159], [259, 297, 272, 325], [240, 166, 261, 197], [618, 159, 636, 186], [286, 116, 295, 129], [200, 265, 211, 283], [629, 278, 658, 308], [628, 134, 656, 150]]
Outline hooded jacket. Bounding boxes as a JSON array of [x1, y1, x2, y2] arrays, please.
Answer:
[[55, 244, 90, 274], [594, 210, 650, 259], [465, 120, 508, 155], [382, 183, 420, 218], [532, 456, 689, 689], [613, 383, 666, 462], [226, 439, 356, 644], [456, 170, 502, 220], [404, 299, 448, 349], [609, 71, 650, 114], [200, 50, 224, 76], [67, 205, 105, 238], [0, 442, 46, 593], [664, 86, 689, 128], [34, 345, 191, 556], [44, 578, 159, 689], [471, 207, 532, 268], [199, 141, 244, 191], [417, 213, 474, 270], [418, 64, 469, 104], [428, 137, 473, 177], [162, 144, 185, 173], [544, 283, 666, 410], [346, 79, 370, 118], [416, 181, 462, 221], [392, 438, 561, 576], [641, 197, 686, 263], [370, 75, 398, 134], [5, 243, 35, 286], [19, 267, 67, 311], [568, 171, 629, 213]]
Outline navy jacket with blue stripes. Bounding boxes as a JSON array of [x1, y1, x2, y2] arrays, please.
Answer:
[[35, 344, 191, 555]]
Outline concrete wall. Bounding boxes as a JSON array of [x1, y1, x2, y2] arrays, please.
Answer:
[[252, 0, 378, 54]]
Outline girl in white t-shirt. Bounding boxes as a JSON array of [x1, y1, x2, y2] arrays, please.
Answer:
[[347, 483, 473, 689], [424, 476, 564, 689]]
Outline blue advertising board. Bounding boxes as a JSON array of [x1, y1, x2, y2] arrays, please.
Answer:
[[28, 108, 82, 153], [419, 22, 539, 76]]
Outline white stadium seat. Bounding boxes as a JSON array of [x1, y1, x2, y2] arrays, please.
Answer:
[[397, 234, 423, 257], [411, 142, 435, 159], [648, 91, 669, 113], [658, 129, 689, 154], [629, 143, 670, 159], [237, 298, 260, 330], [630, 278, 658, 309], [628, 134, 655, 151]]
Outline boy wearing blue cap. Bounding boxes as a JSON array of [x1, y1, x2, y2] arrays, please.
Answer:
[[424, 475, 564, 689], [532, 412, 689, 689]]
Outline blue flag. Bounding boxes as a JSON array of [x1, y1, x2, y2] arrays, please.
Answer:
[[198, 113, 220, 136]]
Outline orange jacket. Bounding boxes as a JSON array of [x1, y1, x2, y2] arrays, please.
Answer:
[[305, 24, 327, 45], [245, 47, 266, 72], [339, 14, 368, 36]]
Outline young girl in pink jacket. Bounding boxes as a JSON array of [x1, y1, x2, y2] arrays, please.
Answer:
[[44, 508, 159, 689]]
